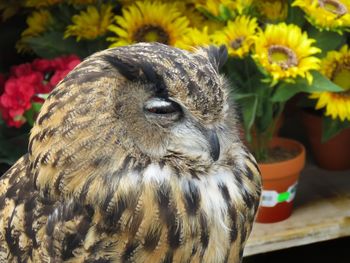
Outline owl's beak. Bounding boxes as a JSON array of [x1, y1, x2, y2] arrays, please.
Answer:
[[207, 130, 220, 161]]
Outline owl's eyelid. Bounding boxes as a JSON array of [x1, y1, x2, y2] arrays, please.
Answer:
[[144, 98, 173, 110], [143, 97, 183, 125], [144, 98, 182, 114]]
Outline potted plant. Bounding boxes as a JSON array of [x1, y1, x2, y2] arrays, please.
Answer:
[[302, 45, 350, 170], [217, 3, 345, 222]]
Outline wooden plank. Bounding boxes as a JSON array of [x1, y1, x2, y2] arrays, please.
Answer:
[[244, 163, 350, 256]]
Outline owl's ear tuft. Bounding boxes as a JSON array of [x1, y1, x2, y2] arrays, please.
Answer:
[[200, 45, 228, 71], [103, 55, 167, 96], [103, 55, 140, 81]]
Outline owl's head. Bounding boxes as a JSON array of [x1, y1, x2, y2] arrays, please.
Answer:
[[30, 43, 242, 193]]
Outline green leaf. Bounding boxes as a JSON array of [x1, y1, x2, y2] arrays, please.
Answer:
[[310, 71, 344, 92], [24, 109, 35, 127], [218, 4, 232, 21], [32, 102, 43, 112], [322, 116, 350, 142], [26, 31, 84, 59], [272, 71, 343, 102], [234, 93, 255, 100], [235, 93, 258, 138], [256, 97, 274, 133], [286, 2, 306, 27], [24, 102, 43, 126], [26, 31, 109, 59], [253, 81, 273, 117], [196, 7, 225, 22], [307, 27, 346, 56], [272, 82, 304, 102]]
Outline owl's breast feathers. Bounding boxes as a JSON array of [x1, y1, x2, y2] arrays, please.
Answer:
[[0, 148, 260, 263]]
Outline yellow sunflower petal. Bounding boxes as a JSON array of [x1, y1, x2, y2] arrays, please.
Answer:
[[176, 27, 213, 51], [253, 0, 288, 22], [212, 15, 258, 58], [293, 0, 350, 33], [252, 23, 321, 84], [16, 9, 52, 53], [65, 4, 114, 41], [309, 45, 350, 121], [107, 1, 190, 47]]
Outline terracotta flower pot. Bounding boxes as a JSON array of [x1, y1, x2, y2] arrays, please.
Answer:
[[302, 111, 350, 171], [256, 137, 306, 223]]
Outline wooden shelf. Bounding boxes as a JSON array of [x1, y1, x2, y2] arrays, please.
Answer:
[[244, 164, 350, 256]]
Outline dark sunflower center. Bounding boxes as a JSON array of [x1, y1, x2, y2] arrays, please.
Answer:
[[133, 25, 169, 44], [332, 65, 350, 91], [230, 36, 245, 50], [332, 90, 350, 98], [318, 0, 348, 16], [268, 45, 298, 70], [343, 90, 350, 97]]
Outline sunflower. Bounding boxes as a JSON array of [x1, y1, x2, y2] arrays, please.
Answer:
[[16, 10, 52, 52], [64, 4, 114, 41], [309, 45, 350, 121], [252, 23, 321, 85], [22, 10, 52, 38], [176, 27, 213, 51], [108, 1, 190, 47], [212, 16, 258, 58], [293, 0, 350, 33], [253, 0, 288, 22]]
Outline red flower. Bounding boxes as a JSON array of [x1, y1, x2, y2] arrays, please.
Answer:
[[0, 108, 26, 128], [50, 55, 80, 86], [0, 55, 81, 128], [50, 69, 70, 87], [10, 63, 33, 77], [0, 77, 35, 127], [32, 58, 54, 72], [51, 54, 80, 70], [2, 77, 37, 109]]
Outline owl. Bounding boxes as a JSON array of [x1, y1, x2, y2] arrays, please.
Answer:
[[0, 43, 261, 263]]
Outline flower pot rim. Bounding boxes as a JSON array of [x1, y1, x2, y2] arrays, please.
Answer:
[[258, 137, 306, 180]]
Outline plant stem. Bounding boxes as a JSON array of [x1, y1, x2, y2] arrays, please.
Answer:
[[251, 101, 286, 162]]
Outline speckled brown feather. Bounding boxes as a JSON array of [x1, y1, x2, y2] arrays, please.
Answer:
[[0, 43, 261, 263]]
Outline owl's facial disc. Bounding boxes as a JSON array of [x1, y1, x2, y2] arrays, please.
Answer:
[[144, 97, 183, 126]]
